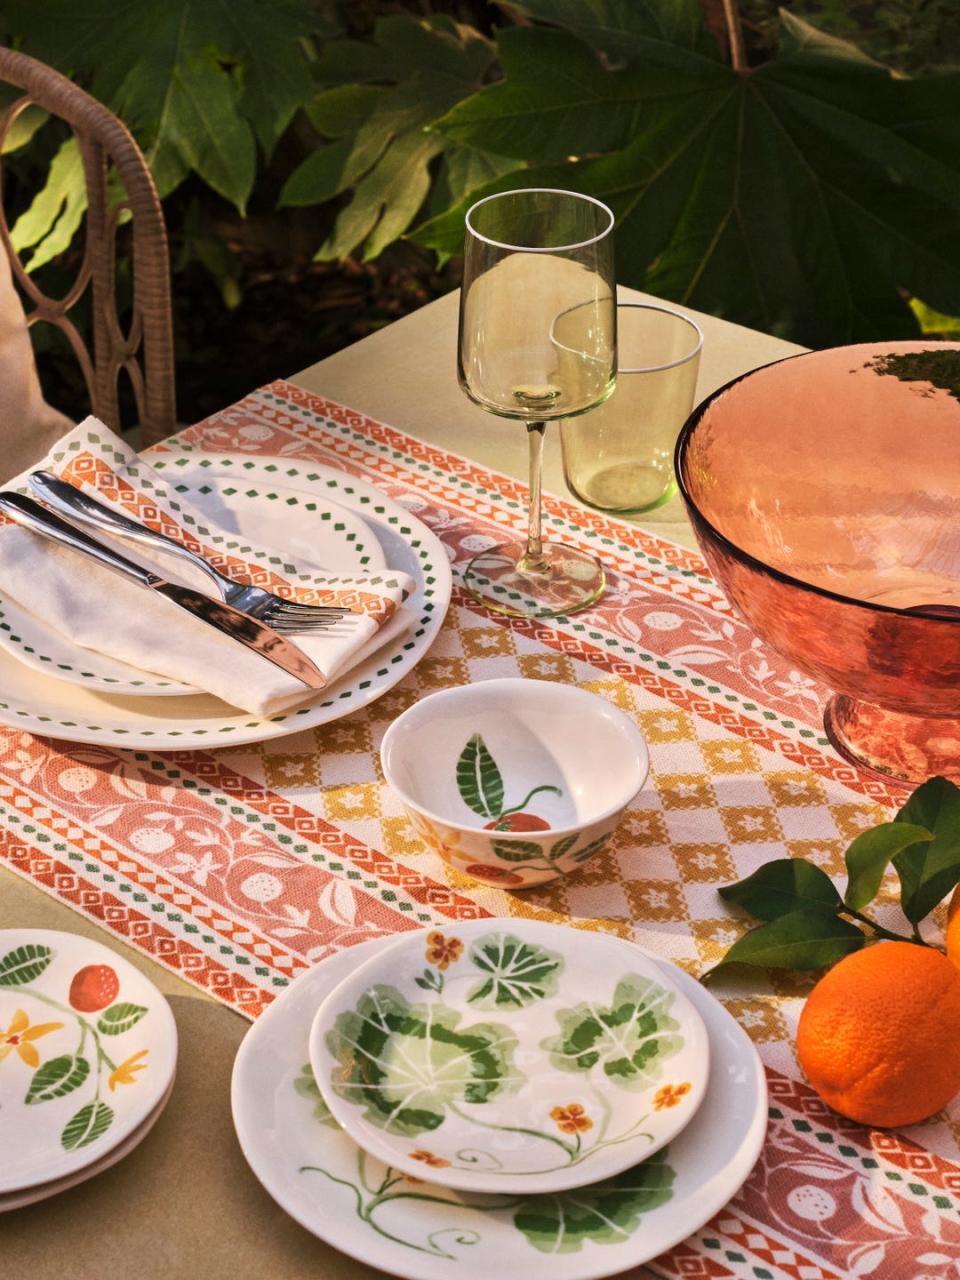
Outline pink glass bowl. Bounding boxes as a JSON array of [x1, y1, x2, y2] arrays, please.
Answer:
[[675, 341, 960, 786]]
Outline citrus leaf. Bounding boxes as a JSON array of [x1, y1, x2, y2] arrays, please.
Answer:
[[466, 933, 562, 1008], [61, 1100, 113, 1151], [707, 909, 866, 976], [97, 1002, 148, 1036], [0, 943, 53, 985], [456, 733, 504, 819], [893, 776, 960, 923], [719, 858, 841, 920], [26, 1054, 90, 1105], [844, 821, 933, 911]]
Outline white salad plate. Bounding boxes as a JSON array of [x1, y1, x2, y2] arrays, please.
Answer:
[[0, 929, 177, 1195], [0, 476, 385, 697], [232, 933, 767, 1280], [310, 920, 709, 1194], [0, 454, 451, 748], [0, 1074, 175, 1213]]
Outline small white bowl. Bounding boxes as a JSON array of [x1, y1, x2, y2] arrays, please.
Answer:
[[380, 677, 649, 888]]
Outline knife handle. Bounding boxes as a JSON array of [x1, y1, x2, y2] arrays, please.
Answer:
[[0, 491, 161, 587]]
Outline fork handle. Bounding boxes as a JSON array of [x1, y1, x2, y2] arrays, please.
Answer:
[[0, 491, 162, 587], [30, 471, 228, 595]]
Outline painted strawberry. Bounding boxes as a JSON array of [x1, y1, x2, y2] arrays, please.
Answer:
[[464, 863, 526, 886], [69, 964, 120, 1013], [484, 812, 551, 832]]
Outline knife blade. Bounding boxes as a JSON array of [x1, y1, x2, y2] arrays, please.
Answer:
[[0, 491, 326, 690]]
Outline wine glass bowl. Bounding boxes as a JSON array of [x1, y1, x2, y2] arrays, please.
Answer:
[[675, 341, 960, 785], [457, 188, 617, 617]]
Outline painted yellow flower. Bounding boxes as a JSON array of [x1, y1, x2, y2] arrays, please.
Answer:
[[409, 1149, 450, 1169], [425, 932, 464, 971], [109, 1049, 149, 1091], [0, 1009, 62, 1068], [550, 1103, 593, 1135], [653, 1082, 691, 1111]]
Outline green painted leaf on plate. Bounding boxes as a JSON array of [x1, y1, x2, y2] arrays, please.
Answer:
[[26, 1054, 90, 1105], [61, 1100, 113, 1151], [293, 1062, 337, 1127], [543, 974, 682, 1090], [0, 943, 53, 986], [513, 1148, 676, 1252], [457, 734, 504, 819], [326, 985, 519, 1136], [97, 1003, 148, 1036], [466, 933, 563, 1008]]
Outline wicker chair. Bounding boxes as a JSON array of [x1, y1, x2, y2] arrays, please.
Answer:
[[0, 46, 175, 444]]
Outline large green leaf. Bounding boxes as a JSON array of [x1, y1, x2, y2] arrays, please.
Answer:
[[326, 985, 519, 1136], [280, 15, 498, 261], [719, 858, 841, 921], [508, 0, 718, 64], [544, 974, 682, 1090], [513, 1148, 676, 1253], [10, 137, 87, 273], [417, 9, 960, 347], [893, 777, 960, 923]]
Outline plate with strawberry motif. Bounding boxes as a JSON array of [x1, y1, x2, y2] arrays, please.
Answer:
[[0, 930, 177, 1193], [309, 919, 710, 1194], [232, 931, 766, 1280]]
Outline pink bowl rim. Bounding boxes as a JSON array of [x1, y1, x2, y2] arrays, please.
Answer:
[[674, 344, 960, 626]]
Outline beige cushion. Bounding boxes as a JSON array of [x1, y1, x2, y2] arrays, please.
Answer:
[[0, 247, 73, 480]]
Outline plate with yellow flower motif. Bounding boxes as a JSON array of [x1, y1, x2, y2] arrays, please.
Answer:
[[309, 920, 710, 1194], [0, 929, 177, 1193]]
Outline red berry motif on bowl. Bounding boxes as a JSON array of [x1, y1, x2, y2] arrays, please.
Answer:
[[69, 964, 120, 1013], [464, 863, 526, 886], [457, 733, 560, 831]]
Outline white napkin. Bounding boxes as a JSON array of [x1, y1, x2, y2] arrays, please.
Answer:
[[0, 418, 416, 715]]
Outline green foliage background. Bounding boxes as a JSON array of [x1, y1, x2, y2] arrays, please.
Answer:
[[2, 0, 959, 371]]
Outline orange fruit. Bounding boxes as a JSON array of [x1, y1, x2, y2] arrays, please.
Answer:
[[946, 884, 960, 966], [796, 941, 960, 1127]]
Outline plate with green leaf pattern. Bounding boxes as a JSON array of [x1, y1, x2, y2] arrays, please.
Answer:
[[310, 920, 709, 1194], [232, 932, 765, 1280]]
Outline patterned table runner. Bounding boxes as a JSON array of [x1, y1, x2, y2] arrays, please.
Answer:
[[3, 380, 959, 1279]]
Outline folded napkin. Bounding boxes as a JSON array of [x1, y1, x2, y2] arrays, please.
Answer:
[[0, 418, 416, 715]]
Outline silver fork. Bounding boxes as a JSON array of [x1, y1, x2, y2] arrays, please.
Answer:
[[29, 471, 365, 635]]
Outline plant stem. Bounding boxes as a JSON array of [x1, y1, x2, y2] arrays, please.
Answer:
[[840, 906, 931, 946], [721, 0, 747, 71], [495, 784, 562, 822]]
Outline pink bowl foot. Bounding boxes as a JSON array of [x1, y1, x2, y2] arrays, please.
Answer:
[[824, 695, 960, 786]]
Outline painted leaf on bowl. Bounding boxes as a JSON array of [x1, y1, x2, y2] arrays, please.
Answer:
[[326, 984, 519, 1135], [0, 943, 53, 986], [26, 1054, 90, 1105], [543, 975, 683, 1091], [568, 833, 612, 864], [294, 1062, 337, 1128], [491, 839, 545, 864], [456, 733, 504, 819], [513, 1149, 676, 1253], [61, 1099, 113, 1151], [466, 933, 563, 1009]]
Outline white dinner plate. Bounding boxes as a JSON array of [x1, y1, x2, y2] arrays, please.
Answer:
[[0, 455, 451, 748], [232, 933, 767, 1280], [0, 465, 385, 697], [0, 929, 178, 1195], [311, 920, 709, 1194]]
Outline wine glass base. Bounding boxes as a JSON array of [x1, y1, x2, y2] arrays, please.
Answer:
[[823, 694, 960, 787], [463, 541, 605, 618]]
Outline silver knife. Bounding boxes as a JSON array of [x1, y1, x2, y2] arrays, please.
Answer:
[[0, 491, 326, 690]]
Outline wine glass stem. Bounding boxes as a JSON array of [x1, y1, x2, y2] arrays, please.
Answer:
[[519, 421, 547, 573]]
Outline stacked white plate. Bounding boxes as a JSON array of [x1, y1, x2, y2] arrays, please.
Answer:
[[0, 450, 451, 748], [0, 929, 177, 1212], [232, 920, 767, 1280]]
